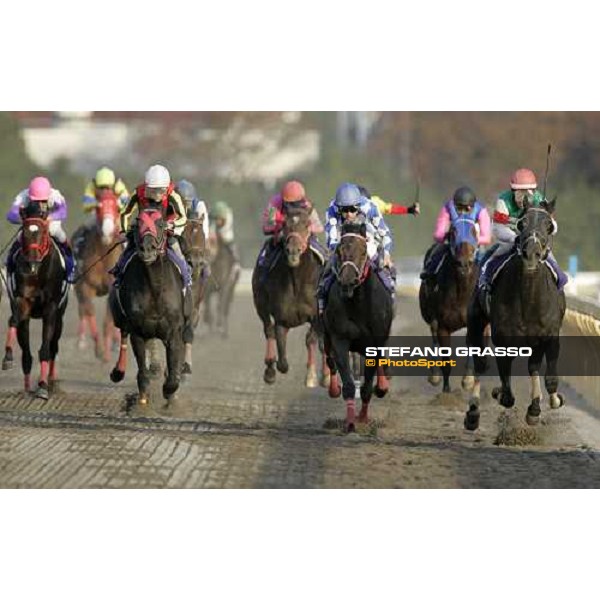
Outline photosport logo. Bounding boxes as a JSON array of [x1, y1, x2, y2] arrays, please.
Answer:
[[361, 336, 600, 377]]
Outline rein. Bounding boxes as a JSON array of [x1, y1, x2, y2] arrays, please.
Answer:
[[335, 232, 369, 284]]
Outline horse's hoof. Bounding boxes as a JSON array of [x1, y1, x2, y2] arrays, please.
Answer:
[[345, 422, 356, 434], [443, 385, 451, 394], [462, 375, 475, 391], [77, 338, 87, 351], [526, 398, 541, 426], [2, 358, 13, 371], [264, 367, 276, 385], [464, 405, 480, 431], [499, 394, 515, 409], [138, 393, 149, 406], [320, 372, 331, 388], [374, 386, 388, 398], [163, 383, 179, 400], [549, 393, 565, 409], [428, 374, 441, 387], [305, 369, 318, 388], [276, 360, 289, 374], [110, 368, 125, 383], [182, 363, 192, 376], [35, 385, 49, 401], [328, 377, 341, 399]]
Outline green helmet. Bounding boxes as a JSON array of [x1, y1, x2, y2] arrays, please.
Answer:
[[211, 201, 229, 220]]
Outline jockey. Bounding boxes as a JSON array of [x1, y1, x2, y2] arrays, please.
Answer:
[[210, 201, 241, 267], [317, 182, 395, 314], [5, 176, 76, 283], [255, 180, 326, 281], [111, 164, 191, 289], [357, 185, 420, 217], [478, 168, 567, 296], [420, 186, 491, 282], [82, 166, 130, 214], [175, 179, 209, 240]]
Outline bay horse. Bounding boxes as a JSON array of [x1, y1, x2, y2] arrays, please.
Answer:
[[323, 222, 394, 432], [3, 201, 69, 398], [72, 188, 123, 362], [252, 205, 326, 387], [182, 214, 208, 374], [419, 217, 479, 392], [203, 233, 240, 338], [465, 200, 566, 430], [109, 208, 187, 406]]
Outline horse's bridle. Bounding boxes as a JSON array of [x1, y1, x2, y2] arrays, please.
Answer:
[[448, 217, 478, 259], [285, 230, 309, 255], [516, 207, 552, 261], [335, 232, 369, 283]]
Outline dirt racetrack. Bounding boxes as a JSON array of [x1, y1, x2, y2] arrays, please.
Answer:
[[0, 290, 599, 488]]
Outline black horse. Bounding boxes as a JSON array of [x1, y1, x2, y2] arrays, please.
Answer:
[[252, 205, 326, 387], [419, 217, 480, 392], [3, 201, 69, 398], [465, 201, 566, 430], [323, 222, 394, 432], [109, 209, 187, 406]]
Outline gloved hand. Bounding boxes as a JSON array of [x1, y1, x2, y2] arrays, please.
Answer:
[[383, 252, 392, 268], [408, 202, 420, 216]]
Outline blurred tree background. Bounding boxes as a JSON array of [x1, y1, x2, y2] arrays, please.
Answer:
[[1, 111, 599, 269]]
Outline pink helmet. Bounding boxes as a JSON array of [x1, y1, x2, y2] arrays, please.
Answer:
[[510, 168, 537, 190], [28, 176, 52, 201]]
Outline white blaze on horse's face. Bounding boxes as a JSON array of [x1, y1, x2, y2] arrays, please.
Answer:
[[28, 224, 39, 233], [101, 216, 115, 244]]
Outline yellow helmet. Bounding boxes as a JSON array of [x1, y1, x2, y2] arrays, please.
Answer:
[[95, 166, 116, 188]]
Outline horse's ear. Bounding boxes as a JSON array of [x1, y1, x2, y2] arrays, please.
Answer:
[[542, 195, 557, 215], [360, 222, 367, 238]]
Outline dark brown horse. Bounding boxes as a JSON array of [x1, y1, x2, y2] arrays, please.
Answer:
[[252, 206, 326, 387], [3, 201, 69, 398], [465, 202, 566, 430], [323, 222, 394, 432], [419, 217, 480, 392], [72, 189, 122, 362], [109, 209, 186, 406], [203, 232, 240, 338]]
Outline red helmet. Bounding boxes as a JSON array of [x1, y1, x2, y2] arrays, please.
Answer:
[[281, 180, 305, 203], [510, 168, 537, 190]]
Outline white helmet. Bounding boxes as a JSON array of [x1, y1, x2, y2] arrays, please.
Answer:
[[144, 164, 170, 188]]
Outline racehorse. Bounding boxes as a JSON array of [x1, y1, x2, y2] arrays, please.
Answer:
[[3, 201, 69, 398], [203, 232, 240, 338], [181, 214, 208, 373], [465, 200, 566, 430], [419, 217, 479, 392], [252, 204, 326, 387], [72, 188, 123, 362], [109, 208, 187, 406], [323, 222, 394, 432]]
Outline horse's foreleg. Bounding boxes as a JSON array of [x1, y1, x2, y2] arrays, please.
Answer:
[[16, 319, 32, 393], [275, 325, 289, 374], [2, 316, 16, 370], [102, 302, 115, 364], [545, 337, 564, 410], [493, 356, 515, 409], [261, 316, 276, 384], [163, 335, 183, 402], [48, 312, 64, 391], [305, 326, 318, 388], [428, 321, 442, 387], [110, 331, 128, 383], [359, 363, 377, 423], [130, 334, 150, 405], [464, 296, 488, 431], [324, 333, 339, 397], [438, 328, 452, 393], [375, 364, 390, 398], [37, 311, 57, 400], [332, 337, 355, 432]]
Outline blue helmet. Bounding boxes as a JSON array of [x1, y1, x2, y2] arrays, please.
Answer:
[[334, 183, 363, 208], [176, 179, 198, 204]]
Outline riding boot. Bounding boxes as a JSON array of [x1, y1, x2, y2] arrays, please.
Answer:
[[56, 239, 76, 283], [110, 231, 135, 287], [545, 252, 569, 290]]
